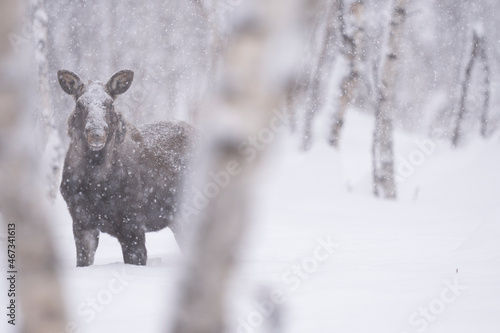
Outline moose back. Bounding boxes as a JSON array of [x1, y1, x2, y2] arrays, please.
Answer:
[[58, 69, 198, 266]]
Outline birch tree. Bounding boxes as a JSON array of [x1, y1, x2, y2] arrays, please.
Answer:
[[479, 38, 490, 138], [32, 0, 64, 201], [301, 0, 338, 151], [372, 0, 407, 199], [169, 1, 318, 332], [452, 28, 490, 146], [329, 0, 365, 148], [284, 0, 333, 136], [0, 0, 67, 332]]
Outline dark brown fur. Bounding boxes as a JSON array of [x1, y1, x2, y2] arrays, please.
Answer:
[[58, 70, 198, 266]]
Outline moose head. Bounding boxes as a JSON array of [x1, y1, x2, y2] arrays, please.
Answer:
[[57, 69, 134, 151]]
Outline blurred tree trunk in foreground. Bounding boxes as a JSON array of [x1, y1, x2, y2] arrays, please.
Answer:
[[0, 1, 67, 332], [479, 35, 490, 138], [170, 1, 320, 332], [32, 0, 64, 201], [372, 0, 407, 200], [329, 0, 365, 148]]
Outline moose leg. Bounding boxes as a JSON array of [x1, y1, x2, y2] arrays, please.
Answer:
[[118, 227, 147, 265], [73, 227, 100, 267]]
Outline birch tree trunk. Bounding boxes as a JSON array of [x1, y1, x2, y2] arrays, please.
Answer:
[[452, 32, 479, 147], [285, 79, 302, 133], [32, 0, 64, 201], [329, 0, 365, 148], [301, 0, 339, 151], [472, 27, 491, 139], [480, 38, 491, 138], [372, 0, 407, 199], [189, 0, 222, 124], [0, 1, 67, 332], [479, 36, 490, 138], [452, 30, 489, 146], [286, 1, 331, 137], [169, 1, 314, 332]]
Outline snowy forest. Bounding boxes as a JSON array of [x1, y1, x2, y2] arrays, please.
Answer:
[[1, 0, 499, 332]]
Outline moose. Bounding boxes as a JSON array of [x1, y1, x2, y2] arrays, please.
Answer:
[[58, 69, 198, 266]]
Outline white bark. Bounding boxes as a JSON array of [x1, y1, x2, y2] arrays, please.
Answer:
[[479, 36, 490, 138], [0, 1, 67, 332], [329, 0, 365, 148], [170, 1, 309, 332], [372, 0, 407, 199], [32, 0, 64, 201]]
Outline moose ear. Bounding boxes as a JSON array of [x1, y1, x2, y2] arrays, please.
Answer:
[[57, 70, 84, 96], [106, 70, 134, 97]]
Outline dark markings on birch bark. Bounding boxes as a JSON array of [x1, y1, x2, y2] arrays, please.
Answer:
[[372, 0, 407, 200], [452, 30, 489, 146], [329, 0, 365, 148]]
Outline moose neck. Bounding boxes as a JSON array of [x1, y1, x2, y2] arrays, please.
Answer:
[[86, 145, 110, 166]]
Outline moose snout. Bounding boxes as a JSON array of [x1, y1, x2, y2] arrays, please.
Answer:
[[86, 127, 108, 151]]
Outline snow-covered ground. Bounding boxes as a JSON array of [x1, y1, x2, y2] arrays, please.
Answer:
[[3, 110, 500, 333]]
